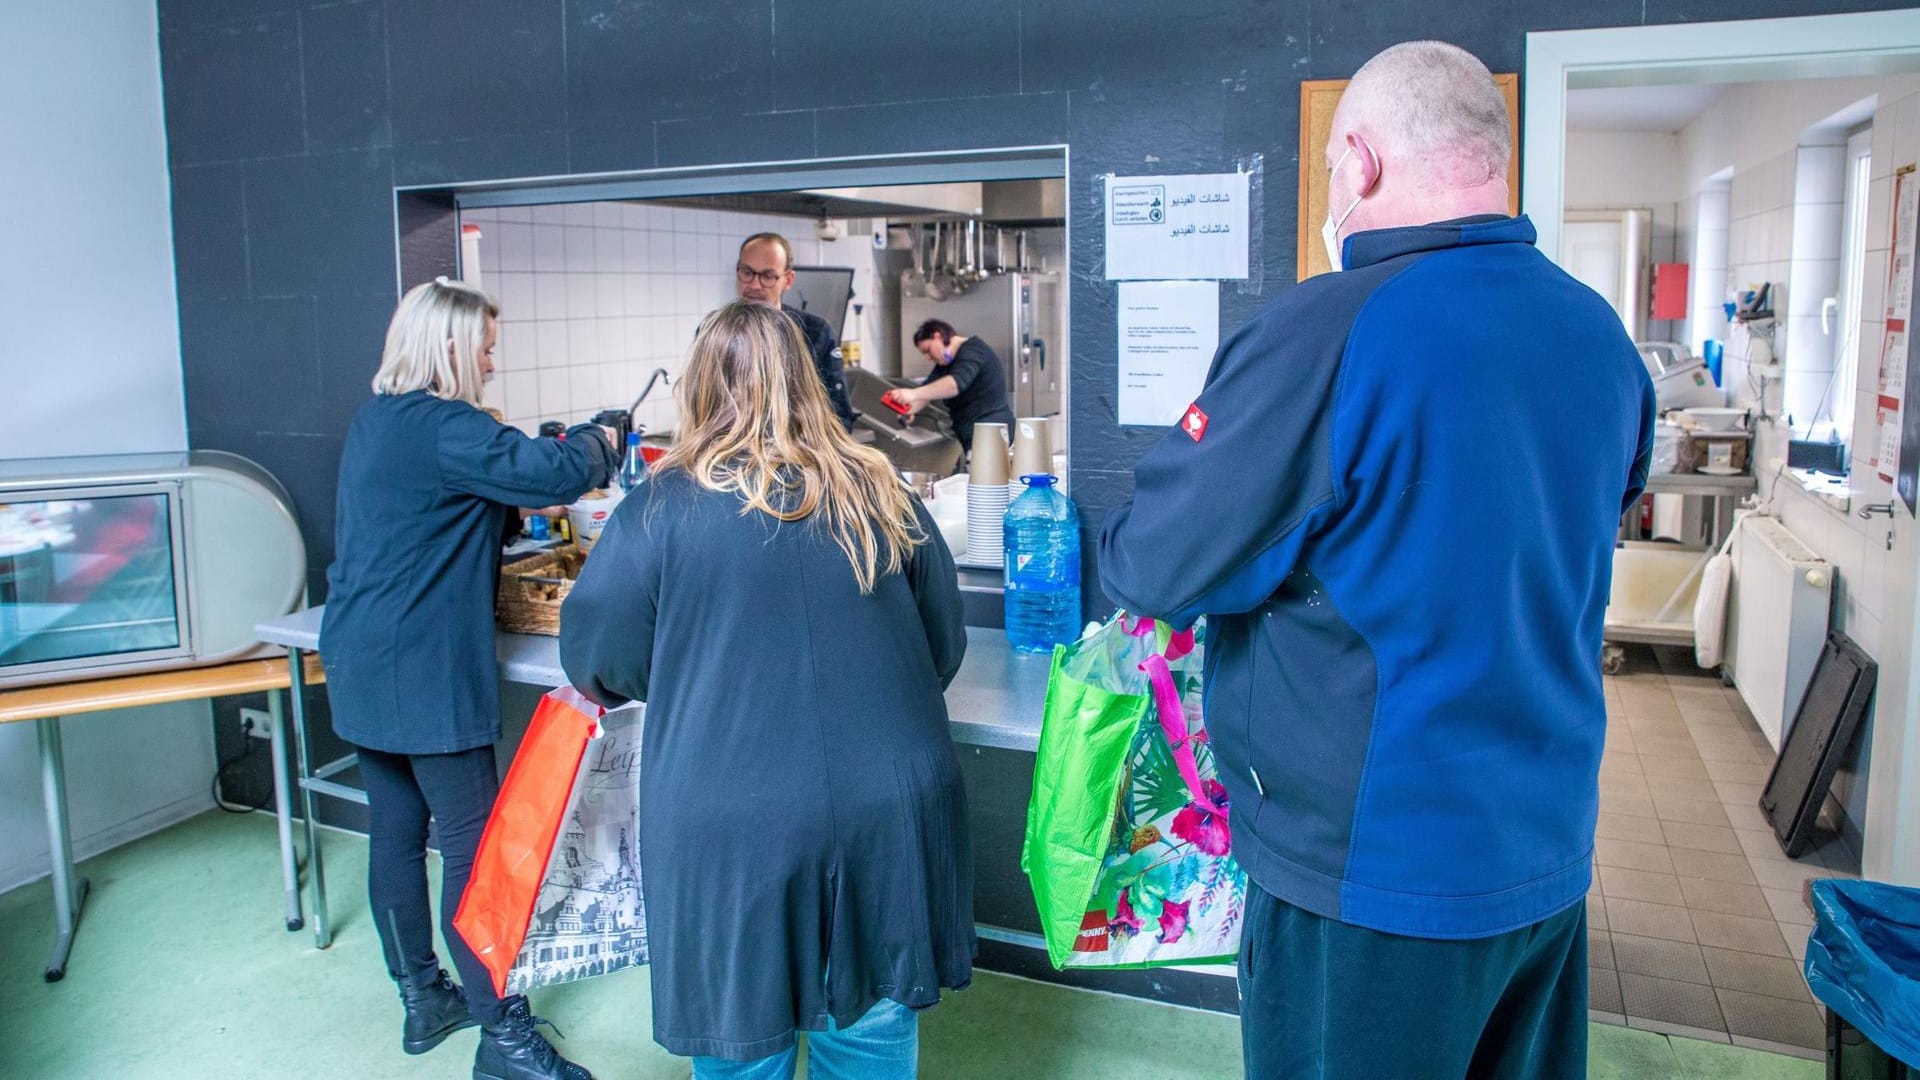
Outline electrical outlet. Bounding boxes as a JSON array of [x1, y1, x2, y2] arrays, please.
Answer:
[[240, 707, 275, 741]]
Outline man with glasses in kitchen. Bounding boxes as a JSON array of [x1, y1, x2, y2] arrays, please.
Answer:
[[734, 232, 858, 430]]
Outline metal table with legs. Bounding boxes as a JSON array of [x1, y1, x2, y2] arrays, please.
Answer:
[[0, 657, 318, 980]]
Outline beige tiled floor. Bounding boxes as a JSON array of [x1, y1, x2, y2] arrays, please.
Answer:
[[1587, 644, 1858, 1059]]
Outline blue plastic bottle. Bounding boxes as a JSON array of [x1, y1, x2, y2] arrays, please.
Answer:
[[618, 432, 647, 492], [1003, 475, 1081, 653]]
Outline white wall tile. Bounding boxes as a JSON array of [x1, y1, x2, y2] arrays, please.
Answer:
[[492, 270, 530, 322], [568, 319, 598, 367], [564, 203, 596, 228], [538, 366, 571, 414], [566, 275, 597, 319], [1866, 176, 1893, 259], [624, 317, 647, 359], [1752, 213, 1775, 263], [1796, 147, 1847, 204], [564, 227, 596, 273], [533, 225, 566, 273], [648, 230, 675, 268], [649, 315, 677, 358], [673, 232, 700, 273], [1791, 205, 1845, 263], [534, 273, 568, 321], [502, 370, 539, 423], [598, 318, 625, 364], [568, 364, 601, 411], [1872, 114, 1897, 180], [496, 222, 533, 273], [1788, 258, 1840, 318], [495, 206, 531, 224], [1785, 315, 1835, 377], [1782, 369, 1830, 431], [536, 320, 568, 370], [532, 204, 567, 226], [1773, 208, 1798, 260], [496, 320, 529, 372], [623, 229, 650, 273], [1896, 94, 1920, 172], [593, 229, 623, 274], [620, 202, 649, 229], [624, 274, 651, 317], [673, 275, 700, 315], [596, 272, 624, 318], [593, 202, 624, 230], [1859, 318, 1887, 383]]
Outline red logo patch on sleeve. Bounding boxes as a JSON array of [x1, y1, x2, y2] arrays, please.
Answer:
[[1181, 403, 1210, 442]]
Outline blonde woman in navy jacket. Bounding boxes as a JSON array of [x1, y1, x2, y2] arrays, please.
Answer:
[[321, 278, 616, 1080]]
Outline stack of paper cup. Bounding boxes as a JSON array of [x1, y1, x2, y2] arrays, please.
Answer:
[[967, 423, 1011, 566], [1009, 416, 1055, 500]]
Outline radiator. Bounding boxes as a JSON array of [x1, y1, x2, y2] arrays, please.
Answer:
[[1724, 516, 1833, 750]]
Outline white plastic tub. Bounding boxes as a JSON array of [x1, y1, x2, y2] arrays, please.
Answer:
[[1606, 543, 1710, 648]]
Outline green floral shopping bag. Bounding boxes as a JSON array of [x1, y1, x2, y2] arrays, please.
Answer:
[[1022, 613, 1245, 970]]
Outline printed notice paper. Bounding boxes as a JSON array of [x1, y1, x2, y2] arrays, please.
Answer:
[[1105, 173, 1250, 280], [1118, 281, 1220, 427]]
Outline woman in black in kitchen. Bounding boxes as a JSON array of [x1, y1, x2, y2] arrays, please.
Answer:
[[320, 277, 616, 1080], [559, 301, 972, 1079]]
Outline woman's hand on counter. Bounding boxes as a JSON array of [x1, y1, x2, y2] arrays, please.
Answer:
[[519, 505, 565, 518]]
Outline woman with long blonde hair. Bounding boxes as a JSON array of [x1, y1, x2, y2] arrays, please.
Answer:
[[322, 277, 615, 1080], [560, 301, 971, 1079]]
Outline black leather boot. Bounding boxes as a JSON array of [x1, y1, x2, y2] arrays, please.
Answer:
[[399, 968, 478, 1055], [472, 995, 593, 1080]]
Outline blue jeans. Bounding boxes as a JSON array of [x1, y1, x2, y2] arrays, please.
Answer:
[[692, 999, 918, 1080]]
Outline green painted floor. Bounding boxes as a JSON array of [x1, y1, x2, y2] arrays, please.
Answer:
[[0, 813, 1823, 1079]]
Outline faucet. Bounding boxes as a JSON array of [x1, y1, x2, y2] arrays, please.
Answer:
[[628, 368, 671, 425]]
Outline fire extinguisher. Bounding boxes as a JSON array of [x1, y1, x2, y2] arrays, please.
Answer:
[[1639, 494, 1654, 536]]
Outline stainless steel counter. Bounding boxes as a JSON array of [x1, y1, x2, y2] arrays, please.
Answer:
[[254, 606, 1048, 752]]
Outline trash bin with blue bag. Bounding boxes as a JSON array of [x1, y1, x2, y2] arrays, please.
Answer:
[[1807, 878, 1920, 1077]]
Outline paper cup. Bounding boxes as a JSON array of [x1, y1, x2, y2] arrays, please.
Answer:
[[969, 423, 1011, 486], [1012, 417, 1054, 479]]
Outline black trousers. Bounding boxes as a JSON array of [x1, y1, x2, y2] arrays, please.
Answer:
[[1238, 884, 1588, 1080], [357, 744, 507, 1024]]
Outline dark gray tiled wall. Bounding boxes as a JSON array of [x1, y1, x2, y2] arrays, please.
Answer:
[[158, 0, 1914, 613]]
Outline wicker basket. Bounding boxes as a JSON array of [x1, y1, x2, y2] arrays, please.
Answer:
[[496, 544, 586, 636]]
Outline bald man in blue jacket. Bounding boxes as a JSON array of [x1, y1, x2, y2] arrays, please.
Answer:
[[1100, 42, 1654, 1079]]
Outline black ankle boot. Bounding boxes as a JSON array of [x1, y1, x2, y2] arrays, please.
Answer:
[[399, 968, 477, 1055], [472, 995, 593, 1080]]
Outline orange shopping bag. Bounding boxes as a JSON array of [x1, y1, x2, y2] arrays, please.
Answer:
[[454, 686, 647, 996]]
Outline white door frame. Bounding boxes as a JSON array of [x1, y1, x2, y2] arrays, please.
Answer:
[[1523, 9, 1920, 884]]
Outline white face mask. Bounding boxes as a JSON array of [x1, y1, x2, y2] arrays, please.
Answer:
[[1321, 144, 1367, 272]]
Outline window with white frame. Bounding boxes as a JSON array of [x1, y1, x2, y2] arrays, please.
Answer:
[[1825, 126, 1873, 456]]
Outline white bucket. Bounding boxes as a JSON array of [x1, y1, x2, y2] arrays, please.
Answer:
[[567, 490, 624, 548]]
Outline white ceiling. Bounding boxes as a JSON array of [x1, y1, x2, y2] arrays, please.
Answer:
[[1566, 84, 1729, 134]]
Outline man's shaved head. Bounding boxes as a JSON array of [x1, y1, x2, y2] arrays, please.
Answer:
[[1322, 41, 1513, 251], [1332, 41, 1510, 190]]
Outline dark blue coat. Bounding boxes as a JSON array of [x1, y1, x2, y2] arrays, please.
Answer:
[[321, 392, 617, 754], [1100, 216, 1655, 939], [559, 470, 973, 1059]]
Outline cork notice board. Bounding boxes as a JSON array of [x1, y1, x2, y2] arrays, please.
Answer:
[[1298, 74, 1521, 280]]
